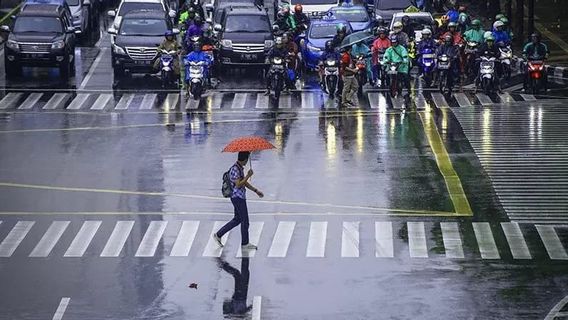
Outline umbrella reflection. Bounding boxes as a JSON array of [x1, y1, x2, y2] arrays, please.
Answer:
[[219, 258, 252, 316]]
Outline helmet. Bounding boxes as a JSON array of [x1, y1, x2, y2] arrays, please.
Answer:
[[458, 5, 466, 12], [500, 17, 509, 25], [294, 4, 302, 14], [495, 13, 505, 20], [277, 11, 285, 20], [165, 30, 174, 38], [531, 32, 541, 41], [483, 31, 493, 39], [203, 27, 212, 38], [325, 40, 333, 51], [390, 35, 398, 44], [275, 36, 283, 46], [471, 19, 481, 27], [485, 34, 495, 42], [441, 15, 449, 24], [444, 34, 452, 43], [337, 24, 346, 33], [272, 24, 280, 32], [421, 28, 432, 36], [392, 21, 403, 32], [493, 20, 504, 29], [448, 22, 458, 28]]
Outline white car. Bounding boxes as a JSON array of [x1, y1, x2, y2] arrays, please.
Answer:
[[108, 0, 176, 30], [389, 12, 435, 42], [277, 0, 341, 19]]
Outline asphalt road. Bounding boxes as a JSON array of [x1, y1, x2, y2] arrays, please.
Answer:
[[0, 10, 567, 320]]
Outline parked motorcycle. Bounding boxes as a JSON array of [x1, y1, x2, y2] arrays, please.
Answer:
[[527, 60, 546, 94], [184, 59, 206, 100], [268, 56, 286, 100], [499, 44, 513, 80], [159, 49, 178, 88], [437, 54, 453, 94], [478, 56, 497, 95], [322, 57, 340, 99], [419, 47, 436, 87]]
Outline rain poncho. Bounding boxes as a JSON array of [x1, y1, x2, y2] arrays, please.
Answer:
[[351, 42, 372, 80], [382, 44, 409, 74], [464, 28, 485, 43], [492, 30, 511, 45]]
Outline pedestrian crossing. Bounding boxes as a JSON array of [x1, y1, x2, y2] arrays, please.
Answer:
[[453, 106, 568, 225], [0, 90, 555, 112], [0, 219, 565, 260]]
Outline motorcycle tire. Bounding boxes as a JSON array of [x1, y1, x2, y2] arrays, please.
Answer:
[[424, 73, 432, 88], [532, 78, 541, 95], [191, 82, 202, 101], [483, 78, 491, 95], [327, 76, 336, 99], [439, 73, 447, 94], [390, 75, 398, 98]]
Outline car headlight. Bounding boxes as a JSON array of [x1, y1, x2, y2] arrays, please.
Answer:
[[6, 40, 19, 51], [112, 44, 126, 55], [220, 39, 232, 49], [51, 40, 65, 50], [307, 44, 322, 52]]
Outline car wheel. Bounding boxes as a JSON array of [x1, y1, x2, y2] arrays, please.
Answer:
[[59, 54, 71, 79], [5, 59, 21, 79]]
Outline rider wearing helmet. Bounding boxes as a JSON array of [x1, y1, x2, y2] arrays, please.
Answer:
[[435, 15, 450, 40], [401, 15, 414, 40], [492, 20, 511, 45], [372, 27, 391, 83], [155, 30, 181, 75], [523, 32, 550, 91], [184, 41, 212, 89], [331, 24, 347, 49], [273, 9, 295, 34], [464, 19, 485, 44], [392, 21, 409, 48], [185, 15, 204, 41], [318, 40, 341, 85], [446, 3, 459, 23], [417, 28, 436, 54], [264, 37, 288, 95], [179, 6, 197, 28], [476, 34, 502, 91], [500, 16, 514, 39], [187, 0, 205, 22], [382, 35, 410, 92], [442, 22, 464, 46], [435, 33, 460, 90], [457, 5, 470, 32], [292, 4, 309, 33]]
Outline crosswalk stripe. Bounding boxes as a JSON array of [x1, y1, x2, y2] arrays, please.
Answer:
[[536, 225, 568, 260], [135, 221, 167, 257], [554, 66, 565, 78], [306, 221, 327, 257], [498, 93, 514, 103], [431, 92, 449, 108], [415, 93, 428, 109], [0, 221, 35, 257], [185, 97, 200, 110], [162, 93, 179, 110], [43, 93, 71, 110], [67, 94, 90, 110], [140, 94, 158, 110], [408, 222, 428, 258], [341, 221, 360, 257], [114, 93, 134, 110], [375, 222, 394, 258], [279, 95, 292, 109], [0, 93, 23, 110], [301, 92, 312, 109], [202, 221, 229, 257], [472, 222, 500, 259], [100, 221, 135, 257], [255, 93, 269, 109], [237, 222, 264, 258], [207, 93, 222, 109], [367, 92, 379, 109], [268, 221, 295, 257], [63, 221, 102, 257], [231, 93, 247, 109], [441, 222, 464, 258], [29, 221, 70, 257], [501, 222, 532, 259], [391, 96, 404, 109], [475, 93, 493, 106], [18, 93, 42, 110], [454, 93, 472, 107], [169, 221, 199, 256], [90, 94, 112, 110], [519, 94, 537, 101]]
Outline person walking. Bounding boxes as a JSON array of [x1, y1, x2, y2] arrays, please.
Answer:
[[341, 46, 359, 108], [214, 151, 264, 250]]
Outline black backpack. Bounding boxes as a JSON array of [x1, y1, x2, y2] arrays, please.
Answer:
[[221, 166, 235, 198]]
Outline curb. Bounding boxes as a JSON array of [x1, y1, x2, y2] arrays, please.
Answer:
[[513, 57, 568, 78]]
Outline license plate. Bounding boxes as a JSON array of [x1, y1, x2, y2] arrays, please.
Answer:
[[241, 54, 257, 61], [135, 60, 151, 65]]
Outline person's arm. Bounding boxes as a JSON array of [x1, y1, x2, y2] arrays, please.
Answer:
[[244, 182, 264, 197], [233, 167, 253, 188]]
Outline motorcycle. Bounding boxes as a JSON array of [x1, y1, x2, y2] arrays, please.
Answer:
[[437, 54, 453, 94], [202, 43, 216, 76], [374, 49, 387, 88], [185, 35, 201, 53], [322, 57, 339, 99], [387, 62, 402, 98], [478, 56, 497, 95], [184, 58, 206, 100], [464, 41, 479, 79], [268, 56, 286, 100], [159, 49, 178, 88], [418, 47, 436, 87], [355, 54, 367, 96], [499, 44, 513, 80], [527, 60, 545, 94]]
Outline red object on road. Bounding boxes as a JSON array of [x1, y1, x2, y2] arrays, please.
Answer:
[[222, 136, 276, 153]]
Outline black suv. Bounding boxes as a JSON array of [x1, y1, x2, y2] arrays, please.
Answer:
[[214, 7, 273, 67], [108, 10, 177, 77], [1, 1, 79, 78]]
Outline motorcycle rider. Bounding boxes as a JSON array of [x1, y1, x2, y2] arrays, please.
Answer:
[[283, 32, 300, 89], [401, 15, 414, 39], [417, 28, 436, 76], [292, 4, 309, 34], [265, 37, 288, 95], [492, 20, 511, 46], [391, 21, 409, 48], [435, 33, 460, 91], [371, 27, 391, 85], [457, 5, 470, 33], [442, 22, 464, 46], [523, 32, 550, 91], [464, 19, 484, 44], [318, 40, 341, 87], [435, 15, 450, 40], [154, 30, 181, 76], [382, 35, 410, 93], [351, 39, 372, 86], [475, 34, 502, 92], [331, 24, 348, 49], [446, 3, 459, 23], [186, 0, 205, 21], [184, 41, 212, 89]]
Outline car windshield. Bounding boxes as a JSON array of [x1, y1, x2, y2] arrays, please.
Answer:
[[224, 14, 270, 33], [119, 18, 167, 36], [14, 16, 63, 33], [294, 0, 337, 4], [377, 0, 413, 10], [214, 5, 255, 24], [118, 2, 163, 16], [66, 0, 80, 6], [330, 8, 368, 22], [309, 23, 340, 39], [392, 15, 434, 30]]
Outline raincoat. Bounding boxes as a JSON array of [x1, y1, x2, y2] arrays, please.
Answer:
[[371, 37, 390, 65], [382, 44, 409, 74], [351, 42, 372, 80], [492, 30, 511, 45], [463, 28, 485, 43]]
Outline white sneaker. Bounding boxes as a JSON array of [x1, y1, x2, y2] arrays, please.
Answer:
[[212, 233, 223, 247], [241, 243, 258, 250]]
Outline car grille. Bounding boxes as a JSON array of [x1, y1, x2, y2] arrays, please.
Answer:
[[232, 43, 265, 54], [126, 47, 158, 60], [19, 42, 51, 53]]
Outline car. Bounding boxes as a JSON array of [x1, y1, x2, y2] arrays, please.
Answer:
[[299, 17, 351, 70], [107, 0, 176, 30], [327, 4, 373, 32], [24, 0, 94, 41], [204, 0, 256, 23], [215, 7, 273, 67], [374, 0, 416, 22], [389, 12, 435, 42], [275, 0, 341, 20], [108, 9, 178, 77], [1, 1, 79, 78]]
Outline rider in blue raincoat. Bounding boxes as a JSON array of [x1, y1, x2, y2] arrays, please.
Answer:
[[184, 42, 212, 86], [351, 41, 373, 85]]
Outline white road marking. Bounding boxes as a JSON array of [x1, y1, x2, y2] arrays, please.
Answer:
[[341, 221, 359, 257], [536, 225, 568, 260], [475, 93, 493, 106], [170, 221, 200, 256], [544, 295, 568, 320], [408, 222, 428, 258], [114, 93, 134, 110], [185, 98, 200, 110], [498, 93, 514, 103], [0, 93, 23, 110], [135, 221, 168, 257], [279, 95, 291, 109], [52, 297, 70, 320], [306, 221, 327, 258], [29, 221, 70, 257], [390, 96, 404, 109], [301, 92, 313, 109], [236, 222, 264, 258], [519, 93, 537, 101], [43, 93, 71, 110], [252, 296, 262, 320], [0, 221, 35, 257], [90, 94, 112, 110], [554, 66, 565, 78], [472, 222, 500, 259], [414, 93, 427, 109], [202, 221, 229, 257], [18, 93, 42, 110], [454, 93, 472, 107], [255, 93, 269, 109], [80, 47, 107, 89], [207, 93, 222, 109], [66, 94, 90, 110], [231, 93, 247, 109], [367, 92, 379, 109], [441, 222, 465, 258], [162, 93, 179, 110], [64, 221, 101, 257], [375, 221, 394, 258], [430, 92, 449, 108], [267, 221, 295, 257], [140, 94, 158, 110], [100, 221, 135, 257], [501, 222, 532, 259]]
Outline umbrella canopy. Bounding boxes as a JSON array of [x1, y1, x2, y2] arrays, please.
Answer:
[[340, 30, 374, 49], [222, 136, 276, 153]]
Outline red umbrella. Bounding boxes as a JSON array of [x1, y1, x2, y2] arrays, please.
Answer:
[[222, 136, 275, 168]]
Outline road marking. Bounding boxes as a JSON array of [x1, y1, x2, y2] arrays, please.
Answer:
[[236, 222, 264, 258], [498, 93, 514, 103], [441, 222, 464, 258], [279, 95, 292, 109], [431, 92, 449, 108], [375, 221, 394, 258], [43, 93, 71, 110], [0, 93, 23, 110], [390, 96, 404, 109], [202, 221, 228, 257], [367, 92, 379, 109], [475, 93, 493, 106], [301, 92, 311, 109], [80, 47, 107, 89], [18, 93, 42, 110], [135, 221, 167, 257], [63, 221, 101, 257], [206, 93, 222, 109], [268, 221, 295, 257], [255, 93, 269, 109], [536, 225, 568, 260], [231, 93, 247, 109], [408, 222, 428, 258], [414, 93, 427, 110], [140, 94, 158, 110], [29, 221, 70, 257], [0, 221, 35, 257], [454, 93, 472, 107], [544, 295, 568, 320], [472, 222, 500, 259], [67, 94, 90, 110], [554, 67, 565, 79], [419, 112, 472, 215], [114, 93, 134, 110], [306, 221, 327, 257], [185, 98, 200, 110], [501, 222, 532, 259], [90, 94, 112, 111], [100, 221, 134, 257], [252, 296, 262, 320], [169, 221, 199, 257], [162, 93, 179, 110], [341, 221, 360, 257], [519, 94, 537, 101], [52, 297, 70, 320]]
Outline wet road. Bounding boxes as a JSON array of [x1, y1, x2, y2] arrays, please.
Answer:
[[0, 10, 568, 320]]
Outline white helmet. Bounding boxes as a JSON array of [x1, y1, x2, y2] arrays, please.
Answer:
[[421, 28, 432, 36], [275, 37, 283, 45], [493, 20, 505, 29], [392, 21, 403, 32]]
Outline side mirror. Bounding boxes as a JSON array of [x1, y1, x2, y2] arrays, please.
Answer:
[[66, 26, 78, 33], [107, 10, 116, 17], [0, 25, 10, 33], [172, 28, 180, 34], [168, 10, 176, 18], [107, 27, 117, 34], [213, 24, 222, 32]]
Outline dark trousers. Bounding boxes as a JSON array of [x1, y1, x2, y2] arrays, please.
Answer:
[[217, 197, 250, 245]]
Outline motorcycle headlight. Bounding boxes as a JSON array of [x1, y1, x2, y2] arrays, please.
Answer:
[[264, 40, 273, 49], [51, 40, 65, 50], [307, 44, 322, 52], [112, 44, 126, 55], [6, 40, 19, 51], [221, 39, 232, 49]]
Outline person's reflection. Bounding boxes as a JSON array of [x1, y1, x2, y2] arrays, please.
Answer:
[[218, 258, 252, 315]]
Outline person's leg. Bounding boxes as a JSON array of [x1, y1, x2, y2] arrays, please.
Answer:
[[348, 78, 359, 105], [234, 198, 250, 245], [341, 76, 349, 105], [217, 198, 242, 237]]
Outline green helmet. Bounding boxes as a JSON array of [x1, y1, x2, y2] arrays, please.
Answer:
[[483, 31, 493, 40], [495, 13, 505, 20], [485, 34, 495, 42], [500, 17, 509, 25], [471, 19, 481, 27], [448, 21, 458, 28]]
